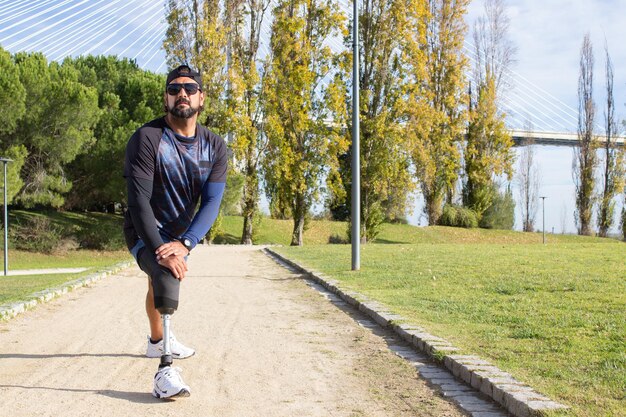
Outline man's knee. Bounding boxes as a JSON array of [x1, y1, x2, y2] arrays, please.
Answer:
[[138, 248, 180, 315], [152, 268, 179, 314]]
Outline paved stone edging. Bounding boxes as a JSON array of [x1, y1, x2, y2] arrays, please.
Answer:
[[264, 248, 568, 417], [0, 260, 134, 321]]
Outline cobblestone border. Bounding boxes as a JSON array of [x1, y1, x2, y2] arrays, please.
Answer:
[[265, 248, 568, 417], [0, 260, 134, 321]]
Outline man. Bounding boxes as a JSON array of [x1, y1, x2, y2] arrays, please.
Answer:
[[123, 64, 227, 399]]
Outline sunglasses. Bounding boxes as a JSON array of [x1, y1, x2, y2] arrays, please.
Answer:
[[166, 83, 201, 96]]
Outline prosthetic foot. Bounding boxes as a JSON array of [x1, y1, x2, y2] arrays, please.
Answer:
[[152, 313, 191, 399]]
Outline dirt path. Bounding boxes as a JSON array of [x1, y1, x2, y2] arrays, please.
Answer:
[[0, 246, 465, 417]]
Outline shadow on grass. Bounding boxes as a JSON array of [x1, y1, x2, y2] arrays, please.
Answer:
[[213, 233, 241, 244], [372, 238, 412, 244]]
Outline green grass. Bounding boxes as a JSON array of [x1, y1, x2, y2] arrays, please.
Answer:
[[216, 215, 348, 245], [218, 215, 616, 246], [0, 250, 132, 305], [0, 209, 131, 305], [273, 241, 626, 417], [2, 210, 623, 415]]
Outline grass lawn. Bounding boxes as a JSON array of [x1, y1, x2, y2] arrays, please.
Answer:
[[218, 215, 614, 246], [0, 250, 132, 305], [274, 241, 625, 417]]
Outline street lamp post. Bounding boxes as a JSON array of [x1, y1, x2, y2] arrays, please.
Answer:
[[351, 0, 360, 271], [0, 158, 12, 276], [540, 196, 547, 244]]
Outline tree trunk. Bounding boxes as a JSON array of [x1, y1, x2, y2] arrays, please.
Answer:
[[290, 192, 306, 246], [424, 191, 442, 226], [242, 213, 254, 244], [240, 157, 258, 245]]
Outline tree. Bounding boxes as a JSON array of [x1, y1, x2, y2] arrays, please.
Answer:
[[621, 203, 626, 241], [263, 0, 345, 246], [408, 0, 469, 225], [0, 47, 28, 204], [463, 0, 515, 222], [226, 0, 272, 244], [329, 0, 420, 242], [597, 44, 625, 237], [480, 183, 514, 229], [7, 52, 99, 208], [471, 0, 516, 96], [0, 48, 26, 137], [574, 33, 598, 236], [463, 74, 514, 219], [64, 56, 164, 211], [163, 0, 229, 131], [517, 120, 540, 232]]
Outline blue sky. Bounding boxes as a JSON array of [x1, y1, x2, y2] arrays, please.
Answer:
[[1, 0, 624, 233], [1, 0, 623, 130], [467, 0, 626, 133]]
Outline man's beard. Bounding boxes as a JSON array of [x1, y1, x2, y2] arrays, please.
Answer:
[[167, 99, 200, 119]]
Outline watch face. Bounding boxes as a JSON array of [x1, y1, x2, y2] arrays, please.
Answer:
[[184, 239, 192, 248]]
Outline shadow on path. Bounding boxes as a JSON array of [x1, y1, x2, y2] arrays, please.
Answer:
[[0, 384, 159, 404], [0, 353, 144, 359]]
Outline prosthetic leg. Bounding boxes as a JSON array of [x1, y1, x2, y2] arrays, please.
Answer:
[[151, 271, 179, 369], [160, 313, 174, 368], [138, 248, 190, 398]]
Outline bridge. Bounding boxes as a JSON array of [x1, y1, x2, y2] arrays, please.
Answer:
[[510, 130, 625, 147]]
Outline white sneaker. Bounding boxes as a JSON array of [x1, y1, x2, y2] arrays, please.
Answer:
[[152, 366, 191, 399], [146, 332, 195, 359]]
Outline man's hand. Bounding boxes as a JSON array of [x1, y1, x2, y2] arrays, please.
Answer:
[[155, 241, 189, 260], [157, 254, 188, 280], [155, 242, 189, 280]]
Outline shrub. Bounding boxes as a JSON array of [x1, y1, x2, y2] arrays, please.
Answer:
[[439, 204, 478, 228], [480, 186, 515, 230], [10, 215, 63, 253], [328, 233, 348, 244], [77, 229, 125, 250]]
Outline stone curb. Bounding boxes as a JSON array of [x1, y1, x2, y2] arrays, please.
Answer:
[[264, 248, 568, 417], [0, 260, 134, 321]]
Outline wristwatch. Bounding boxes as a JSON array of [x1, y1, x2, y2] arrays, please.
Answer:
[[181, 238, 193, 252]]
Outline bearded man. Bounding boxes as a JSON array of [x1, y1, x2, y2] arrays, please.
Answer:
[[123, 64, 227, 399]]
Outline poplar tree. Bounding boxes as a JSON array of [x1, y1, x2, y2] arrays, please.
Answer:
[[407, 0, 468, 225], [597, 45, 625, 237], [263, 0, 345, 246], [163, 0, 229, 130], [329, 0, 419, 242], [226, 0, 271, 244], [517, 121, 540, 232], [464, 0, 515, 221], [574, 33, 597, 236], [463, 74, 513, 218]]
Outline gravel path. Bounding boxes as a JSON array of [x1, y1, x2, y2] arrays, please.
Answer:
[[0, 245, 466, 417]]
